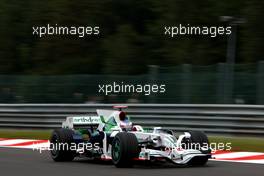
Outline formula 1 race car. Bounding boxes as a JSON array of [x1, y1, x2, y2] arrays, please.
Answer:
[[50, 106, 211, 167]]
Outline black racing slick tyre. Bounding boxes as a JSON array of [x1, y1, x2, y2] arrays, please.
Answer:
[[50, 128, 75, 162], [111, 132, 139, 168], [188, 131, 211, 166]]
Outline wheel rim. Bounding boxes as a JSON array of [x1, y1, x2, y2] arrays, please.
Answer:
[[112, 139, 121, 161]]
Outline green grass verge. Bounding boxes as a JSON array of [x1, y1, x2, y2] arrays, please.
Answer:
[[0, 129, 264, 152], [209, 136, 264, 153], [0, 129, 52, 140]]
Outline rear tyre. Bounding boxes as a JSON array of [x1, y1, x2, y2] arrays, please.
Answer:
[[50, 128, 75, 162], [111, 132, 139, 168], [188, 131, 211, 166]]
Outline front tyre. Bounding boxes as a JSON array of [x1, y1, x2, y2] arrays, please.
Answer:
[[111, 132, 139, 168], [50, 129, 75, 162], [188, 131, 211, 166]]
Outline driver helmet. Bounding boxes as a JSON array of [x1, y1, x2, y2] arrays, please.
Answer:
[[119, 111, 132, 129]]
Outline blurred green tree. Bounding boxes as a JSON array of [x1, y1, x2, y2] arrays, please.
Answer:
[[0, 0, 263, 75]]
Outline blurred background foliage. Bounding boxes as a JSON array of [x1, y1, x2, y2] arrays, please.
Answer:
[[0, 0, 263, 75]]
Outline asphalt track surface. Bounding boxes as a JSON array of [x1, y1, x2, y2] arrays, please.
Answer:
[[0, 148, 263, 176]]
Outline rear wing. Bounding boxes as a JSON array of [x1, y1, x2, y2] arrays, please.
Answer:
[[62, 116, 101, 129]]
